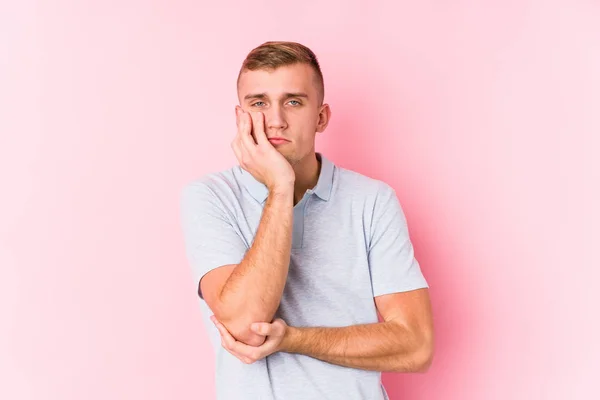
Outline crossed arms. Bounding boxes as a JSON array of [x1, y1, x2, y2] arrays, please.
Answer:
[[198, 187, 434, 373]]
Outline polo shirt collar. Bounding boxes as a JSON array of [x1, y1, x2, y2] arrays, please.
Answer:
[[239, 152, 334, 204]]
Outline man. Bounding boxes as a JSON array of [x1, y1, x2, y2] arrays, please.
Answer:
[[180, 41, 434, 400]]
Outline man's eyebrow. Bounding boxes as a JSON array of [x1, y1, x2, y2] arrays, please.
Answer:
[[243, 92, 309, 101], [244, 93, 267, 101], [283, 92, 309, 99]]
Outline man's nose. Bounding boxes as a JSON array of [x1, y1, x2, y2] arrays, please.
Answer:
[[265, 105, 287, 132]]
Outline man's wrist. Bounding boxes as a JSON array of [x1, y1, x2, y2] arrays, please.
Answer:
[[280, 325, 301, 353], [267, 185, 294, 206], [269, 183, 294, 197]]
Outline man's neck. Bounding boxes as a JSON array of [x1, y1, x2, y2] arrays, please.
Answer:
[[291, 152, 321, 205]]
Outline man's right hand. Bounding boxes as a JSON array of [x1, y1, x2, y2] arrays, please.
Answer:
[[231, 108, 295, 192]]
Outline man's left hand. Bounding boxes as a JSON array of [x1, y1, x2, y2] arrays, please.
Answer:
[[210, 315, 290, 364]]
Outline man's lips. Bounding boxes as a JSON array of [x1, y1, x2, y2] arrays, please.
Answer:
[[268, 137, 290, 144]]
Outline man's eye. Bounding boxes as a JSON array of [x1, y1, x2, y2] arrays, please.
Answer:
[[288, 100, 301, 106], [251, 101, 265, 107]]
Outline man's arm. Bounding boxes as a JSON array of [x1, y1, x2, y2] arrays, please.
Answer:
[[279, 288, 433, 372], [201, 110, 296, 347], [282, 321, 430, 372], [206, 288, 431, 371], [210, 288, 434, 372], [203, 187, 293, 346], [284, 325, 424, 372], [281, 288, 433, 372]]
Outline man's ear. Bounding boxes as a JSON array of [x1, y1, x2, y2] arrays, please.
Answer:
[[316, 103, 331, 133]]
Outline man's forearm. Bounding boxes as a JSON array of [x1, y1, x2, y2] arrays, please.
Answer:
[[218, 187, 293, 325], [282, 321, 432, 373]]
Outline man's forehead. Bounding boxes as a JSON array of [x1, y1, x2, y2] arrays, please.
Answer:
[[238, 64, 316, 97]]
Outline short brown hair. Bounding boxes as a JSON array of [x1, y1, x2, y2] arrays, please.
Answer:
[[237, 41, 325, 106]]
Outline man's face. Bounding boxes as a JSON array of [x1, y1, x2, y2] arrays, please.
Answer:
[[236, 63, 329, 166]]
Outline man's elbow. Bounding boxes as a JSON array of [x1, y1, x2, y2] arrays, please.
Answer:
[[412, 334, 434, 373], [390, 330, 434, 373], [413, 346, 434, 373], [207, 295, 270, 346], [389, 345, 433, 373], [228, 321, 267, 347], [214, 311, 268, 347]]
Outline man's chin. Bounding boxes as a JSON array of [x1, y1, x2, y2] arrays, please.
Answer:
[[282, 154, 298, 166]]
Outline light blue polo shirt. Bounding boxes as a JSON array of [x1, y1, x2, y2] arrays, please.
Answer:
[[180, 152, 429, 400]]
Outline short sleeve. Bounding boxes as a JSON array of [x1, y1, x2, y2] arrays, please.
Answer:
[[179, 181, 247, 299], [368, 184, 428, 297]]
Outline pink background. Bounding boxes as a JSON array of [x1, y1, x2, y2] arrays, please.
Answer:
[[1, 1, 599, 399]]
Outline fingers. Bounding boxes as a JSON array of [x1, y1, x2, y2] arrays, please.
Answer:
[[232, 111, 252, 166], [212, 318, 253, 363], [231, 136, 242, 164], [224, 340, 253, 364], [251, 322, 272, 336], [249, 111, 268, 146], [235, 107, 272, 146], [234, 111, 273, 171], [252, 319, 287, 337], [239, 112, 257, 149], [210, 316, 262, 364], [213, 319, 235, 347]]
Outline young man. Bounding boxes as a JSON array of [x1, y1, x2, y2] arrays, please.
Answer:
[[180, 41, 434, 400]]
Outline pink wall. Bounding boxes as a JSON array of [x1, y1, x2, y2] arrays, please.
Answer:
[[2, 1, 598, 399]]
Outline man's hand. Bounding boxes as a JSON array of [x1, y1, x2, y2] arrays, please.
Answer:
[[232, 108, 295, 191], [210, 315, 290, 364]]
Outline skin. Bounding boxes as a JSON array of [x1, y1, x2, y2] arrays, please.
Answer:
[[235, 63, 331, 204], [210, 62, 435, 373], [211, 288, 434, 372], [213, 62, 317, 345], [199, 63, 331, 347]]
